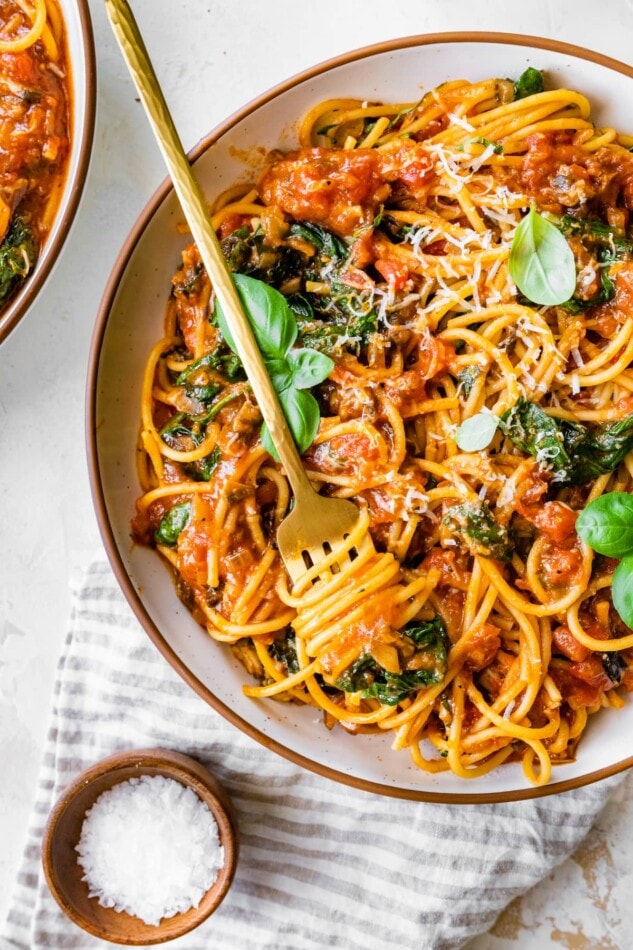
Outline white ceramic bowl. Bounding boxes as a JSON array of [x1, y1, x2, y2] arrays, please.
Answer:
[[88, 33, 633, 802], [0, 0, 96, 343]]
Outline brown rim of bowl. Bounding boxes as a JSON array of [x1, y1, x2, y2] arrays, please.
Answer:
[[87, 31, 633, 804], [0, 0, 97, 345]]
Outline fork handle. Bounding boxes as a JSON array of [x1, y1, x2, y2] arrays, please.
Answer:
[[105, 0, 316, 500]]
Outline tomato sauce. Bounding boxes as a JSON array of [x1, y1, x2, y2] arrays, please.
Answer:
[[258, 142, 436, 239], [518, 131, 633, 219]]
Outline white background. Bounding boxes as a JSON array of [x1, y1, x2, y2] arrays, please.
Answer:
[[2, 0, 633, 946]]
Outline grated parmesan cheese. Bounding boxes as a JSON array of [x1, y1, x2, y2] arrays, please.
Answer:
[[447, 112, 475, 132], [571, 346, 584, 368], [468, 143, 496, 173], [76, 774, 225, 926]]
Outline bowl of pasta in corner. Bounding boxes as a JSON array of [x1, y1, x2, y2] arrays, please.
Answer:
[[89, 32, 633, 802], [0, 0, 96, 343]]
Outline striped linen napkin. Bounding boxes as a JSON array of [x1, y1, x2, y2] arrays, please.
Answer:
[[1, 557, 623, 950]]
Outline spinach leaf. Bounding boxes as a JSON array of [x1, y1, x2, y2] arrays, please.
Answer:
[[288, 222, 349, 260], [513, 67, 544, 100], [559, 413, 633, 484], [0, 217, 37, 304], [155, 503, 191, 546], [499, 397, 570, 472], [361, 667, 445, 705], [335, 616, 448, 705], [176, 350, 245, 386], [556, 214, 633, 259], [500, 399, 633, 485], [560, 266, 616, 314], [443, 501, 513, 561], [402, 616, 448, 663], [509, 205, 576, 306], [287, 293, 314, 321], [576, 492, 633, 557], [297, 309, 378, 353], [185, 445, 221, 482], [159, 390, 246, 450], [159, 412, 202, 445], [197, 389, 247, 424], [269, 631, 299, 675], [457, 365, 481, 397], [172, 260, 205, 297], [336, 654, 382, 694], [221, 225, 303, 286], [184, 382, 222, 404]]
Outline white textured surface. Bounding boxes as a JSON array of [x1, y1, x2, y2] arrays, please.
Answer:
[[1, 0, 633, 946]]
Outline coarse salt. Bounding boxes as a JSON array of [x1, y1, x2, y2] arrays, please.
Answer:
[[75, 774, 224, 926]]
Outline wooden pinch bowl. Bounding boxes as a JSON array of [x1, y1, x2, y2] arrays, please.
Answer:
[[41, 748, 238, 945]]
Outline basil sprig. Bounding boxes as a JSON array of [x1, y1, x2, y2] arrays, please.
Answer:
[[576, 493, 633, 557], [613, 555, 633, 631], [215, 274, 334, 457], [576, 492, 633, 628], [509, 205, 576, 306], [455, 412, 499, 451]]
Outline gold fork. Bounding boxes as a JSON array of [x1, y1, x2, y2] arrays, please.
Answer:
[[105, 0, 373, 585]]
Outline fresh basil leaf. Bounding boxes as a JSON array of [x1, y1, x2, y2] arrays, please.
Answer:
[[612, 554, 633, 630], [265, 357, 294, 393], [287, 348, 334, 390], [155, 503, 191, 546], [215, 273, 298, 359], [576, 492, 633, 557], [261, 386, 321, 458], [509, 205, 576, 306], [513, 67, 544, 100], [455, 412, 499, 451]]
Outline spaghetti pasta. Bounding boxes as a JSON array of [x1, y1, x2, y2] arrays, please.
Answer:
[[134, 69, 633, 786]]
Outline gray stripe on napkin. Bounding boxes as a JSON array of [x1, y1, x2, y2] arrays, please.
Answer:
[[0, 557, 623, 949]]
